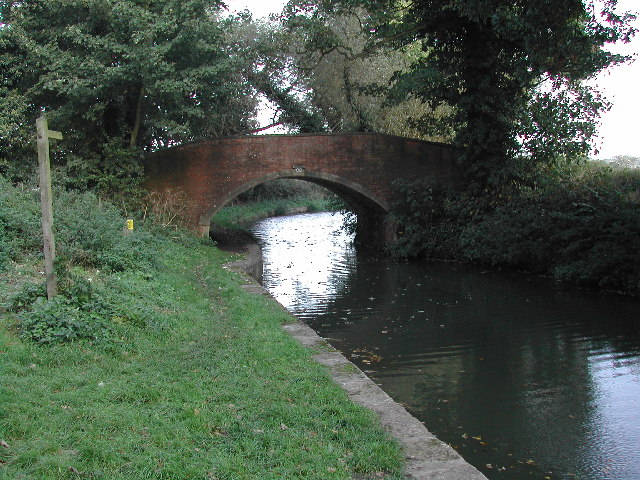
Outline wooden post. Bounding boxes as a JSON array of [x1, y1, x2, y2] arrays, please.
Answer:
[[36, 114, 62, 300]]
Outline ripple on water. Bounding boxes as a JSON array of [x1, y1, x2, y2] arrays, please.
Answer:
[[252, 212, 640, 480]]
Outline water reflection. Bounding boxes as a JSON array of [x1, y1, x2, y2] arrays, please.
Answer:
[[252, 212, 640, 480], [251, 212, 357, 313]]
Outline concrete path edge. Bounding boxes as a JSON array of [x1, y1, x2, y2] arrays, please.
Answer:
[[226, 245, 488, 480]]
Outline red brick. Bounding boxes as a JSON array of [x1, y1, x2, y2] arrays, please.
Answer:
[[143, 133, 463, 246]]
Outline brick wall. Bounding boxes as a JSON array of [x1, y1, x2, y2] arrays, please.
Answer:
[[143, 133, 463, 244]]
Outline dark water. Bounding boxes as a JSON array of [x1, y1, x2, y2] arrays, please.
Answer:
[[251, 212, 640, 480]]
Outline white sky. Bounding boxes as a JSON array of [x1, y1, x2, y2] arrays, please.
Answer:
[[590, 0, 640, 159], [225, 0, 640, 159], [224, 0, 287, 19]]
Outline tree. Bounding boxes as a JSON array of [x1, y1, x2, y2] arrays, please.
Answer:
[[0, 0, 257, 191], [274, 2, 454, 141], [226, 14, 329, 134], [225, 3, 452, 140], [287, 0, 636, 187]]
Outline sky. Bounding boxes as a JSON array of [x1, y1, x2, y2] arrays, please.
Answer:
[[225, 0, 640, 159]]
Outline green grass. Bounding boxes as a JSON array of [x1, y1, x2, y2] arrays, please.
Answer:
[[213, 197, 336, 230], [0, 233, 404, 479]]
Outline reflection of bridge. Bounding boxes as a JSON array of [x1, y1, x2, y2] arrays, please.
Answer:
[[143, 133, 463, 247]]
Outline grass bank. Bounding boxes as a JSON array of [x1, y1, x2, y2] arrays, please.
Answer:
[[0, 177, 404, 479], [213, 196, 334, 230], [215, 178, 336, 228]]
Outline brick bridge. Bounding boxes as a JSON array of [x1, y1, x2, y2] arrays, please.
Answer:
[[144, 133, 463, 247]]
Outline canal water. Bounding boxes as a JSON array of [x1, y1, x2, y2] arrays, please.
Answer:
[[250, 212, 640, 480]]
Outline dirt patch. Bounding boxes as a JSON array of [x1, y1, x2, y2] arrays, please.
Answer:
[[209, 225, 257, 251]]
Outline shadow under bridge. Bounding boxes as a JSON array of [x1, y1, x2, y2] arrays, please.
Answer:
[[143, 132, 464, 248]]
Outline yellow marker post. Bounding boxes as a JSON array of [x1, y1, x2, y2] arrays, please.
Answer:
[[127, 219, 134, 231]]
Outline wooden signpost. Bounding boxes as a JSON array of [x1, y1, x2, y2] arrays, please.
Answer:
[[36, 114, 62, 300]]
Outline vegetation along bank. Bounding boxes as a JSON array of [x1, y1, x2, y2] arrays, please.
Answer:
[[0, 176, 405, 479], [210, 179, 338, 247], [389, 159, 640, 296], [1, 0, 639, 477]]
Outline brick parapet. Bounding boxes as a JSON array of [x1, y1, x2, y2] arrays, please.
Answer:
[[143, 133, 463, 243]]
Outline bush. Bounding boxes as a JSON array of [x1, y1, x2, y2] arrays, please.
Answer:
[[0, 176, 42, 267], [143, 187, 190, 229], [390, 162, 640, 294], [0, 172, 193, 347], [0, 174, 158, 272], [54, 140, 145, 209], [459, 195, 640, 293], [15, 273, 167, 346], [54, 189, 156, 271], [7, 281, 47, 312], [549, 202, 640, 292], [389, 182, 465, 259], [20, 297, 111, 345], [19, 278, 116, 345]]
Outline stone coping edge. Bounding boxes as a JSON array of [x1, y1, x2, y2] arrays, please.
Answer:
[[225, 248, 488, 480]]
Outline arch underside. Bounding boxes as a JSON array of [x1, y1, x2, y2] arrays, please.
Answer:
[[200, 170, 390, 227]]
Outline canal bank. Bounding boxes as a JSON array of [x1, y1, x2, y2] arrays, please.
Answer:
[[225, 241, 488, 480], [249, 211, 640, 480], [0, 224, 409, 479]]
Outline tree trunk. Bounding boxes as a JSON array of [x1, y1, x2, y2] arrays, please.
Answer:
[[130, 86, 145, 148]]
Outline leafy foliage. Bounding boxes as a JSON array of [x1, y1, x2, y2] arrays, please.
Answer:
[[391, 162, 640, 294], [0, 88, 34, 183], [224, 5, 451, 138], [227, 16, 328, 133], [12, 266, 179, 346], [0, 170, 182, 345], [606, 155, 640, 169], [6, 281, 46, 313], [0, 171, 158, 273], [19, 278, 117, 345], [276, 4, 454, 140], [53, 189, 157, 271], [0, 176, 41, 268], [0, 0, 258, 194], [390, 182, 464, 260], [295, 0, 636, 186]]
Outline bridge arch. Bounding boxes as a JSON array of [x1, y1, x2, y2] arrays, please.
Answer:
[[201, 170, 389, 224], [143, 133, 463, 248], [200, 170, 394, 247]]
